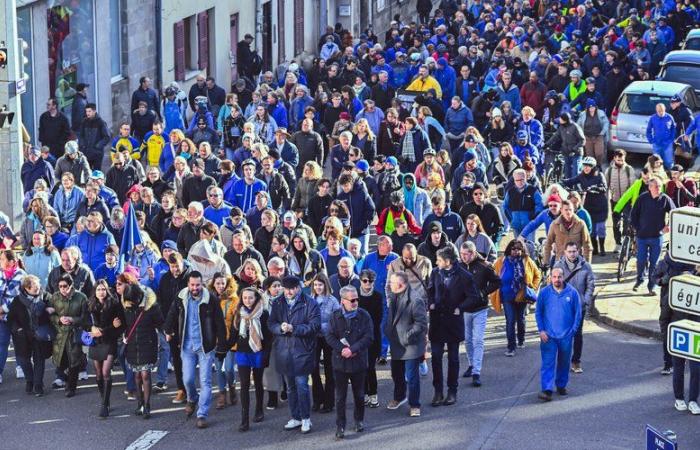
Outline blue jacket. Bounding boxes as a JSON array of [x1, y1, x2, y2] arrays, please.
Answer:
[[337, 179, 376, 237], [269, 102, 288, 129], [226, 178, 268, 212], [203, 202, 233, 227], [421, 208, 465, 243], [76, 226, 116, 272], [520, 210, 558, 238], [53, 187, 85, 226], [435, 59, 457, 106], [495, 83, 522, 112], [98, 186, 120, 210], [513, 142, 540, 163], [268, 292, 321, 376], [129, 248, 160, 285], [646, 113, 676, 146], [355, 251, 399, 297], [518, 119, 544, 148], [313, 294, 341, 335], [452, 161, 487, 192], [536, 283, 582, 340], [94, 262, 123, 287], [444, 103, 473, 135], [390, 61, 411, 89], [289, 95, 314, 130], [21, 159, 55, 194], [143, 258, 171, 291]]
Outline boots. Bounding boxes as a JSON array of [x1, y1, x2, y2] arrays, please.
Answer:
[[99, 379, 112, 419], [239, 402, 250, 432], [591, 238, 599, 256], [598, 237, 607, 257], [216, 390, 227, 409], [254, 391, 264, 423], [229, 385, 238, 405], [143, 402, 151, 419], [96, 378, 104, 400], [135, 390, 144, 416], [65, 367, 79, 397]]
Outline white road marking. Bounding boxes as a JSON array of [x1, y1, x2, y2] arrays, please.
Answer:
[[125, 430, 168, 450], [29, 419, 66, 424]]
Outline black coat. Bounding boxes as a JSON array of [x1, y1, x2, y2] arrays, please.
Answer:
[[181, 174, 216, 206], [268, 293, 321, 376], [78, 115, 111, 162], [427, 265, 480, 343], [105, 165, 140, 204], [306, 194, 333, 236], [87, 299, 125, 357], [224, 247, 268, 277], [123, 291, 164, 366], [157, 264, 193, 323], [324, 309, 373, 373], [164, 288, 227, 354], [176, 219, 210, 257], [358, 290, 383, 357], [462, 257, 501, 313], [459, 201, 505, 243], [39, 111, 72, 157], [6, 291, 52, 358]]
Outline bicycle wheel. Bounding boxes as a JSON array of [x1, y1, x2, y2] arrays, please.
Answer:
[[617, 236, 630, 282]]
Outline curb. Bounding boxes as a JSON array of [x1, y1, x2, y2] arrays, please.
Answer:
[[590, 305, 662, 340]]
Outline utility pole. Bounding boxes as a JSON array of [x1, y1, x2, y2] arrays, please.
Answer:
[[0, 0, 24, 230]]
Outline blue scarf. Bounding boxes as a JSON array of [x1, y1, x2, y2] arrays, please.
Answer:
[[508, 256, 525, 294], [343, 309, 358, 320], [403, 181, 416, 215]]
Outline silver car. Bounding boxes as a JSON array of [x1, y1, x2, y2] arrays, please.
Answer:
[[609, 81, 700, 154]]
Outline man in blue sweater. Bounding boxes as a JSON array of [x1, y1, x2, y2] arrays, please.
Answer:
[[536, 268, 582, 401], [630, 176, 675, 295], [227, 160, 268, 213], [646, 103, 676, 169]]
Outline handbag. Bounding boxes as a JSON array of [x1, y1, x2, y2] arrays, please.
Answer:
[[80, 314, 97, 347], [524, 286, 538, 304]]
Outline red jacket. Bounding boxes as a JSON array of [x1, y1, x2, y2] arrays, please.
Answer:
[[376, 206, 422, 235], [666, 179, 697, 208], [520, 81, 547, 117]]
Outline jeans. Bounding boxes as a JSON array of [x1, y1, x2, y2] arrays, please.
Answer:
[[117, 342, 136, 392], [391, 358, 421, 407], [431, 342, 460, 393], [636, 236, 663, 290], [215, 350, 236, 391], [335, 371, 365, 428], [380, 294, 389, 358], [356, 233, 370, 258], [156, 331, 171, 385], [540, 336, 573, 392], [285, 374, 311, 420], [181, 348, 214, 419], [0, 322, 10, 375], [464, 308, 488, 375], [15, 341, 46, 389], [564, 154, 581, 179], [572, 305, 587, 364], [502, 301, 527, 351], [592, 221, 606, 239], [673, 356, 700, 402], [652, 142, 674, 170]]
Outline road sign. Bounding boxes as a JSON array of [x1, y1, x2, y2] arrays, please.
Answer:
[[670, 274, 700, 316], [646, 425, 677, 450], [15, 77, 25, 94], [668, 319, 700, 363], [669, 206, 700, 265]]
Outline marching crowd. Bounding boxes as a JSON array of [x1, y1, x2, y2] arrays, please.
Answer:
[[3, 0, 700, 440]]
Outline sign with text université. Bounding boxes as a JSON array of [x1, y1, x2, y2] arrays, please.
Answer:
[[669, 206, 700, 265]]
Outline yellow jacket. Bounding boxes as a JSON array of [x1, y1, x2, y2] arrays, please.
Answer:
[[406, 75, 443, 99], [219, 291, 239, 351], [489, 255, 541, 313]]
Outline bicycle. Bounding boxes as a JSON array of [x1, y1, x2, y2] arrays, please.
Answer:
[[616, 217, 637, 282], [542, 151, 566, 189]]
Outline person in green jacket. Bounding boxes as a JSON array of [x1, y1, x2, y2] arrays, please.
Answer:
[[613, 168, 655, 214]]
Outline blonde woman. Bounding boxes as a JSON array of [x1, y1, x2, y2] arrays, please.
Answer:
[[209, 273, 240, 409], [235, 259, 265, 293], [351, 118, 377, 162], [291, 161, 323, 212]]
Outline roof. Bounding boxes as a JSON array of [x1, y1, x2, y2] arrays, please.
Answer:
[[622, 80, 690, 96], [662, 50, 700, 65]]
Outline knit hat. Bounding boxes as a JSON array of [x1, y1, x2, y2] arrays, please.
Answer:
[[547, 194, 562, 204], [355, 159, 370, 172], [339, 112, 351, 120], [386, 156, 398, 167], [463, 151, 476, 163], [585, 98, 597, 108], [552, 54, 563, 64], [64, 140, 79, 155], [491, 107, 502, 117], [161, 240, 177, 251]]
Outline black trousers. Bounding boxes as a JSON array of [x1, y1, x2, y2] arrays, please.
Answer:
[[58, 350, 79, 391], [311, 337, 335, 408], [659, 290, 674, 368], [572, 305, 587, 364], [238, 365, 264, 422], [169, 341, 184, 390], [431, 341, 460, 393], [15, 340, 46, 389], [334, 370, 365, 428], [365, 346, 379, 396], [610, 200, 624, 245]]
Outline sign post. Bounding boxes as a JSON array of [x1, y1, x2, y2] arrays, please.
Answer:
[[646, 425, 677, 450]]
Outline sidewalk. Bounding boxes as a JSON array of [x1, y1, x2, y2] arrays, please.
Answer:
[[589, 256, 662, 340]]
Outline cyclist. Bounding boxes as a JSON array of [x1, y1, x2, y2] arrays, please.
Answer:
[[513, 131, 539, 169], [605, 149, 636, 254], [503, 168, 544, 239], [544, 112, 585, 180]]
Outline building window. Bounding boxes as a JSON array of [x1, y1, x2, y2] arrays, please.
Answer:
[[110, 0, 122, 79], [17, 7, 36, 141], [47, 0, 97, 119], [294, 0, 304, 54], [174, 11, 210, 81]]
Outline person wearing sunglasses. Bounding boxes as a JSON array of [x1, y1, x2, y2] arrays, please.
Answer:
[[325, 285, 374, 439], [47, 273, 88, 398]]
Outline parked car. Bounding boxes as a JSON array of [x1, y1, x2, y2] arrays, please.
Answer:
[[657, 50, 700, 94], [681, 29, 700, 51], [609, 81, 700, 154]]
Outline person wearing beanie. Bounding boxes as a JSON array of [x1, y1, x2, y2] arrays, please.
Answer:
[[519, 194, 563, 240], [564, 70, 587, 104], [434, 58, 456, 108]]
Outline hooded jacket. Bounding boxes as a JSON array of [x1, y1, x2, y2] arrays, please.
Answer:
[[123, 287, 164, 366], [187, 240, 231, 283], [287, 230, 326, 287]]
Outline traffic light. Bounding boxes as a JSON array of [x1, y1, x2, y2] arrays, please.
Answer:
[[0, 44, 7, 69], [18, 38, 29, 81], [0, 106, 15, 128]]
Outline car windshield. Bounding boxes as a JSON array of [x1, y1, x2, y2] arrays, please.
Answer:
[[685, 39, 700, 51], [617, 93, 670, 115], [664, 65, 700, 90]]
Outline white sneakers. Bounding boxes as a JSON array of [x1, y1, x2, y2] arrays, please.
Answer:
[[675, 399, 688, 411], [0, 374, 3, 384], [284, 419, 302, 430], [78, 371, 89, 381], [301, 418, 312, 433], [674, 399, 700, 414], [16, 366, 24, 379], [688, 401, 700, 415]]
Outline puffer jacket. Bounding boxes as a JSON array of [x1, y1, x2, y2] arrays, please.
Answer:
[[268, 291, 321, 376], [123, 287, 164, 366], [76, 225, 116, 272], [0, 268, 27, 319], [49, 289, 88, 368], [553, 255, 596, 306], [546, 122, 585, 156], [605, 163, 636, 203]]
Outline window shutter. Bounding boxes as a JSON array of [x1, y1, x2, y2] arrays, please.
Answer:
[[174, 20, 185, 81], [278, 0, 285, 62], [198, 11, 209, 72], [294, 0, 304, 54]]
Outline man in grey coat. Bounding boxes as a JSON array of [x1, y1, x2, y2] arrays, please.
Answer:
[[553, 241, 595, 373], [384, 271, 428, 418]]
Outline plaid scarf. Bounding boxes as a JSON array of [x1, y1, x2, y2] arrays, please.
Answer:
[[402, 130, 416, 163]]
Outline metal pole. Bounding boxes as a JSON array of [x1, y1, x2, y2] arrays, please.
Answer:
[[0, 0, 25, 230]]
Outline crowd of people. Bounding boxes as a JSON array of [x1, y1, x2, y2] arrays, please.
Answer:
[[4, 0, 700, 439]]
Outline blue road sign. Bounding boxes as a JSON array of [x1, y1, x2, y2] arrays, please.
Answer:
[[646, 425, 677, 450]]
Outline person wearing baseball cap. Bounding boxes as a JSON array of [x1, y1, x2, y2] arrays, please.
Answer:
[[667, 164, 697, 208]]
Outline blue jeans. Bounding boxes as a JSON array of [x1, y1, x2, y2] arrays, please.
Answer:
[[215, 350, 236, 391], [652, 142, 674, 169], [285, 374, 311, 420], [564, 154, 581, 179], [0, 322, 10, 375], [390, 358, 421, 407], [117, 342, 136, 391], [356, 232, 370, 258], [464, 308, 488, 375], [380, 293, 389, 358], [540, 336, 573, 392], [636, 236, 663, 290], [156, 331, 171, 384], [503, 301, 527, 351], [182, 348, 215, 419]]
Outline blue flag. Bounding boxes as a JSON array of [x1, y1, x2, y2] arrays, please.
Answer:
[[120, 202, 143, 266]]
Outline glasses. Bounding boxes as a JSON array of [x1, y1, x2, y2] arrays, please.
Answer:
[[361, 279, 371, 283], [548, 204, 559, 208], [208, 193, 221, 198], [58, 284, 70, 289], [344, 297, 359, 303]]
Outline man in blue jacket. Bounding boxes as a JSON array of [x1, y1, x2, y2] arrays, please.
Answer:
[[337, 173, 376, 257], [646, 103, 676, 169], [227, 160, 268, 213], [21, 147, 55, 194], [435, 58, 456, 109], [421, 192, 465, 243], [267, 92, 288, 129], [444, 97, 473, 151], [535, 267, 582, 401], [76, 212, 116, 272]]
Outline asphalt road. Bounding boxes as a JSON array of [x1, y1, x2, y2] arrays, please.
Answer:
[[2, 314, 699, 450]]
